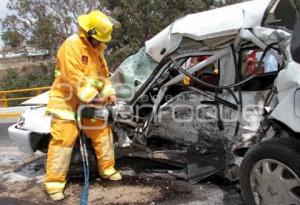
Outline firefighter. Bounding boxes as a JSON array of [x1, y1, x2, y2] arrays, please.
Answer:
[[44, 10, 121, 201]]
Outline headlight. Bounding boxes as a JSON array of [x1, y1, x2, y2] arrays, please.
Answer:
[[294, 88, 300, 118], [17, 115, 25, 127]]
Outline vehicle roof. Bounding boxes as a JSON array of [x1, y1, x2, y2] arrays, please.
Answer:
[[145, 0, 272, 62]]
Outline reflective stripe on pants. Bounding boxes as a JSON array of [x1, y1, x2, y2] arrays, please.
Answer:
[[45, 181, 66, 194], [46, 108, 76, 121], [45, 118, 78, 185]]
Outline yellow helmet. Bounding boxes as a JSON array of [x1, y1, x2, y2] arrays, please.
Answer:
[[78, 10, 113, 42]]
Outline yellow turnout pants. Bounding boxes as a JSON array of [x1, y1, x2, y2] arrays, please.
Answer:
[[44, 117, 115, 194]]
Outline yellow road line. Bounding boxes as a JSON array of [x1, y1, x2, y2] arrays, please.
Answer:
[[0, 112, 21, 118]]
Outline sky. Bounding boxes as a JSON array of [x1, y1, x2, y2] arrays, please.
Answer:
[[0, 0, 10, 46], [0, 0, 9, 21]]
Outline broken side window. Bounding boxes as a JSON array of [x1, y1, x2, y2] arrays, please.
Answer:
[[181, 56, 220, 91], [240, 48, 281, 91], [264, 0, 298, 30]]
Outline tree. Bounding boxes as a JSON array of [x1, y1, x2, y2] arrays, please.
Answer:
[[1, 30, 23, 47], [225, 0, 241, 4], [2, 0, 105, 53], [0, 63, 55, 106], [1, 0, 230, 69]]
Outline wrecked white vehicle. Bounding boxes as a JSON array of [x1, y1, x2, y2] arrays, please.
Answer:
[[239, 7, 300, 205], [8, 0, 298, 188]]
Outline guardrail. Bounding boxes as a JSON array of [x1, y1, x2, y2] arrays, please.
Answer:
[[0, 86, 50, 107]]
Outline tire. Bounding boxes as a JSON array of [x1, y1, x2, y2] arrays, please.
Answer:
[[240, 137, 300, 205]]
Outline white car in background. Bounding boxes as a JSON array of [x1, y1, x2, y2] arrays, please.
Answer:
[[9, 92, 50, 154]]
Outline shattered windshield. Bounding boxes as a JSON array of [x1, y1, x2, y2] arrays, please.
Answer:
[[111, 47, 158, 100]]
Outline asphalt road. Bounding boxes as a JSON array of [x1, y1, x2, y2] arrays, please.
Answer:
[[0, 121, 27, 167], [0, 122, 15, 146]]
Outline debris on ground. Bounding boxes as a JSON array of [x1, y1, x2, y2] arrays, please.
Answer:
[[0, 148, 243, 205]]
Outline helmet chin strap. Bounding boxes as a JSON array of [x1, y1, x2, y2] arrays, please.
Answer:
[[87, 28, 97, 36], [87, 36, 101, 48]]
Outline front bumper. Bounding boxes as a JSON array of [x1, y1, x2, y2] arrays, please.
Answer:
[[8, 124, 34, 154]]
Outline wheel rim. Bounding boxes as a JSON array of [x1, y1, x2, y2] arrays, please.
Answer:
[[250, 159, 300, 205]]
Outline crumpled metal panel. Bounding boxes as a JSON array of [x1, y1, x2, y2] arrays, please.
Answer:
[[149, 92, 223, 153], [270, 61, 300, 132]]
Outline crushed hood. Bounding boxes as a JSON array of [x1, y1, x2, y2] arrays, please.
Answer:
[[145, 0, 272, 62]]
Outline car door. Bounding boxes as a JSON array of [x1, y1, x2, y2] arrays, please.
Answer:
[[149, 54, 226, 153]]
